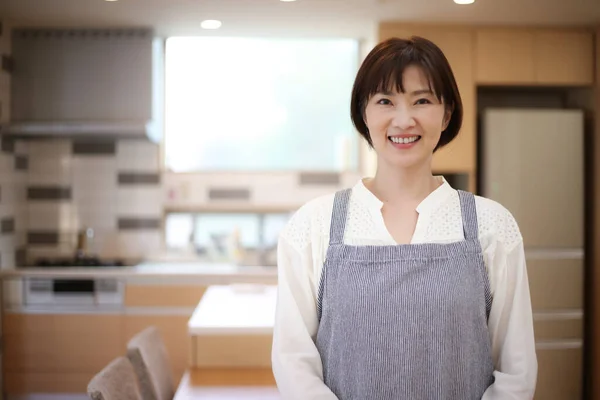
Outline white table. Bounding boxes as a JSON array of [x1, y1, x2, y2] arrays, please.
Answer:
[[188, 284, 278, 336], [178, 284, 280, 399]]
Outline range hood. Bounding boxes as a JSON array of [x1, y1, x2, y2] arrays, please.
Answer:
[[7, 28, 164, 143]]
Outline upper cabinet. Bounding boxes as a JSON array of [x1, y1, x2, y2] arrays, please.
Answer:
[[475, 28, 595, 86], [475, 29, 535, 84], [533, 30, 595, 86], [379, 24, 477, 176]]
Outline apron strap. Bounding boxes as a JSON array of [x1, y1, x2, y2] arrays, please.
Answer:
[[457, 190, 479, 241], [457, 190, 491, 319], [329, 188, 352, 245]]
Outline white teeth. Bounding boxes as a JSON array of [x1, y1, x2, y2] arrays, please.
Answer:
[[389, 136, 420, 144]]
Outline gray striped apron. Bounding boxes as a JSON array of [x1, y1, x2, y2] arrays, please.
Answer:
[[315, 189, 495, 400]]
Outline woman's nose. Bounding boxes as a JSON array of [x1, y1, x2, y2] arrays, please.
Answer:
[[391, 105, 416, 130]]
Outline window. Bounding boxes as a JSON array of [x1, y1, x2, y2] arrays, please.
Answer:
[[165, 37, 360, 172], [165, 212, 292, 266]]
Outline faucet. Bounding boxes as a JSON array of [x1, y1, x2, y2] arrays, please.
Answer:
[[75, 227, 94, 260]]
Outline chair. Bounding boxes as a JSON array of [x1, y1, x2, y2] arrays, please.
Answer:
[[88, 356, 143, 400], [127, 326, 175, 400]]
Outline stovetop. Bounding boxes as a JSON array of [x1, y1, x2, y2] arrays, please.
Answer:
[[34, 256, 127, 268]]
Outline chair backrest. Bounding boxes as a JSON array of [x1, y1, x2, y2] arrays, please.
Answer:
[[88, 356, 143, 400], [126, 326, 175, 400]]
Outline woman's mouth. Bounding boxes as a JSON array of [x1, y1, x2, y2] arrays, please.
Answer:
[[389, 135, 421, 144], [388, 135, 421, 148]]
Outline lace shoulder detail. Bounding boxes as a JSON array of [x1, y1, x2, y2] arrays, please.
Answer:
[[425, 192, 523, 248], [344, 194, 381, 241], [474, 195, 523, 249], [279, 192, 335, 252], [425, 194, 463, 241]]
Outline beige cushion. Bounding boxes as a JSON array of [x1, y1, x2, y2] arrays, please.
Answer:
[[127, 326, 175, 400], [88, 356, 143, 400]]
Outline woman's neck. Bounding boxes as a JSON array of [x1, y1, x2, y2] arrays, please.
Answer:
[[365, 160, 441, 206]]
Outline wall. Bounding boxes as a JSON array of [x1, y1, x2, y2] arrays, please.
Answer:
[[0, 139, 27, 270], [15, 138, 163, 265], [0, 20, 27, 270]]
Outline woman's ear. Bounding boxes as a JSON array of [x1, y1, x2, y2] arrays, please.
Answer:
[[442, 105, 453, 131]]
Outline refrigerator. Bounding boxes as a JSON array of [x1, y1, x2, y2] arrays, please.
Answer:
[[481, 108, 585, 400]]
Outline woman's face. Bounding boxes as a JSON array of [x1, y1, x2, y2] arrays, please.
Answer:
[[364, 65, 450, 171]]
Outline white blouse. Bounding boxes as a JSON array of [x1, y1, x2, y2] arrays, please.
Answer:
[[272, 177, 538, 399]]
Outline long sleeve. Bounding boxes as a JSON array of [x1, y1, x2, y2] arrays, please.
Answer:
[[272, 234, 339, 400], [482, 238, 538, 399]]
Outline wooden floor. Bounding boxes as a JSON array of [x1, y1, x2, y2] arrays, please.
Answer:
[[174, 368, 280, 400]]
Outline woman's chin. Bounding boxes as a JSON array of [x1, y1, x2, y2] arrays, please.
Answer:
[[380, 151, 432, 171]]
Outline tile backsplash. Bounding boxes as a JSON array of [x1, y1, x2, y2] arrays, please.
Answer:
[[15, 138, 163, 265], [0, 145, 27, 270], [0, 21, 24, 270]]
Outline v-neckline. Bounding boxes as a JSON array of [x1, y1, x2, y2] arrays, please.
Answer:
[[356, 177, 450, 246]]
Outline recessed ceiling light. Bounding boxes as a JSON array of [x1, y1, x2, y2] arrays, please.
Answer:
[[280, 0, 297, 2], [454, 0, 475, 4], [105, 0, 118, 2], [200, 20, 222, 29]]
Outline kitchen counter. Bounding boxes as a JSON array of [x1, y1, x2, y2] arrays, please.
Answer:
[[188, 284, 277, 335], [188, 284, 276, 370], [0, 264, 278, 393], [0, 261, 278, 284]]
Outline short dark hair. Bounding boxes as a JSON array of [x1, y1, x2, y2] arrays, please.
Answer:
[[350, 36, 463, 152]]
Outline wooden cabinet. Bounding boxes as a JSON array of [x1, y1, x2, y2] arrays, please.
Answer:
[[533, 30, 595, 85], [123, 283, 208, 383], [592, 27, 600, 400], [124, 315, 191, 385], [3, 313, 192, 393], [2, 283, 207, 394], [475, 28, 594, 86], [535, 347, 582, 400], [475, 29, 536, 85], [378, 24, 477, 187], [124, 284, 207, 307], [3, 313, 124, 394]]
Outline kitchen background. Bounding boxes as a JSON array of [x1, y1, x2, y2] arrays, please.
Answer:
[[0, 0, 599, 399], [0, 26, 371, 270]]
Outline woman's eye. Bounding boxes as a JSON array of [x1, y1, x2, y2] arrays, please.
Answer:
[[415, 98, 431, 105], [377, 98, 392, 105]]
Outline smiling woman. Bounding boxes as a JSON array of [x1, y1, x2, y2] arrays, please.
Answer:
[[164, 36, 360, 172], [272, 36, 538, 400]]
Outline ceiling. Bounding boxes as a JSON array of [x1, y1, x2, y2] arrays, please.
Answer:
[[2, 0, 599, 40]]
